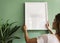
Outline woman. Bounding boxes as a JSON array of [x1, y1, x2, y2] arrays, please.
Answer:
[[23, 13, 60, 43]]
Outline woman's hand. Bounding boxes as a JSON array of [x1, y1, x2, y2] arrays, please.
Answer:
[[45, 21, 54, 34], [45, 21, 49, 29], [23, 25, 27, 32]]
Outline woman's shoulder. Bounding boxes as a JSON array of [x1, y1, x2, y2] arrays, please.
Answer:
[[40, 34, 55, 37], [37, 34, 52, 39], [37, 34, 59, 43], [38, 34, 54, 37], [41, 34, 58, 39], [37, 34, 59, 41], [44, 34, 59, 43]]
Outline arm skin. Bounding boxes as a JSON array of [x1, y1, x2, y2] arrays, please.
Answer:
[[47, 26, 54, 34], [23, 22, 54, 43], [45, 22, 54, 34], [23, 26, 37, 43]]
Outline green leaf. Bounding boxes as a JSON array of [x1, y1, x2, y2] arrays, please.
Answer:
[[0, 19, 21, 43], [7, 40, 12, 43], [9, 22, 17, 26], [9, 36, 20, 39], [3, 22, 16, 34], [4, 25, 20, 41], [1, 29, 3, 37], [6, 36, 20, 42], [8, 26, 20, 36]]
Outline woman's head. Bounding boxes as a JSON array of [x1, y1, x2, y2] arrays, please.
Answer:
[[53, 13, 60, 35]]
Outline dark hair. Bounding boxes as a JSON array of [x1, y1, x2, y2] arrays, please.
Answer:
[[55, 13, 60, 22], [55, 13, 60, 35]]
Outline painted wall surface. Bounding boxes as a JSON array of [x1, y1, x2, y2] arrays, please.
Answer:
[[0, 0, 60, 43]]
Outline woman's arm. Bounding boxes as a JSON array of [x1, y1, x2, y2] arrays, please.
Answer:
[[47, 26, 54, 34], [23, 26, 29, 42], [23, 25, 37, 43], [46, 22, 54, 34]]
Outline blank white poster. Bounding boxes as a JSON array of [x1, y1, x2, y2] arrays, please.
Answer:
[[25, 2, 48, 30]]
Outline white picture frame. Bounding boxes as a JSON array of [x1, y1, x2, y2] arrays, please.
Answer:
[[25, 2, 48, 30]]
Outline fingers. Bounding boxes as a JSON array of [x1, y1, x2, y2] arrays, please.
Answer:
[[45, 21, 49, 28], [46, 21, 49, 25], [24, 25, 26, 29], [23, 25, 27, 32]]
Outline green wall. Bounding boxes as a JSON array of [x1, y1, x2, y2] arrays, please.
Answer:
[[0, 0, 60, 43]]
